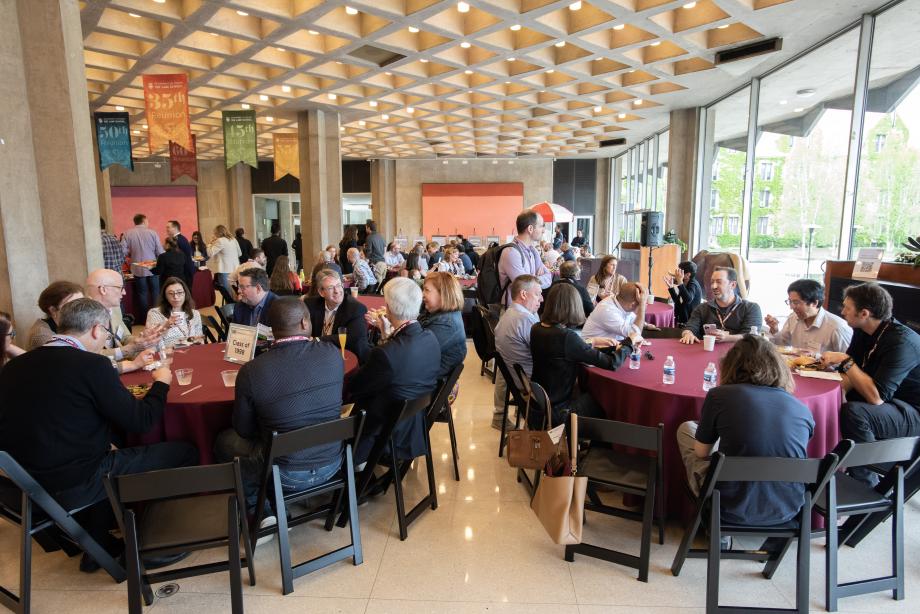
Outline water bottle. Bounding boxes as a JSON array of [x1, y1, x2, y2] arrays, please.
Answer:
[[662, 355, 675, 385], [703, 362, 717, 392], [750, 325, 760, 337], [629, 346, 641, 370]]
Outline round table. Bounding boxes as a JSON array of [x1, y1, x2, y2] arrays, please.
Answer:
[[582, 338, 843, 520], [122, 342, 359, 464], [644, 302, 675, 328], [356, 295, 386, 311]]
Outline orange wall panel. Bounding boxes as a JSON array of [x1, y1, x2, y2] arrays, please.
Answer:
[[421, 183, 523, 241]]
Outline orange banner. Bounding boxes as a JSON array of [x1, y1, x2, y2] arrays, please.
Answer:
[[273, 133, 300, 181], [143, 74, 191, 153]]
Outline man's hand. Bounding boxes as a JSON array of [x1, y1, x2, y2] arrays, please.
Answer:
[[764, 314, 779, 335], [680, 330, 700, 345], [590, 337, 616, 349], [130, 348, 156, 371], [635, 284, 648, 304], [663, 274, 675, 289], [713, 329, 731, 343], [820, 351, 850, 368], [152, 364, 172, 386]]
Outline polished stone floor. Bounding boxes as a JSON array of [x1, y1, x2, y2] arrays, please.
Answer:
[[1, 341, 918, 613]]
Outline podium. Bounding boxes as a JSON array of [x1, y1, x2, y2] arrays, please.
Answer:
[[620, 243, 681, 299]]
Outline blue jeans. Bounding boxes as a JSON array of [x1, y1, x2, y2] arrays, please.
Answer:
[[214, 272, 232, 297]]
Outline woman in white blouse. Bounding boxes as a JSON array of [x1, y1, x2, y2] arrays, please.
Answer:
[[436, 246, 465, 276], [207, 224, 242, 295], [146, 277, 203, 346]]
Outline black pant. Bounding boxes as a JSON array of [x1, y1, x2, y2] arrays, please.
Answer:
[[840, 400, 920, 486], [134, 275, 160, 324]]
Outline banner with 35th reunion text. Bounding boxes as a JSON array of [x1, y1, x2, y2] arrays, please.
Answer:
[[272, 133, 299, 180], [142, 73, 192, 153], [222, 110, 258, 169], [169, 135, 197, 182], [93, 112, 133, 171]]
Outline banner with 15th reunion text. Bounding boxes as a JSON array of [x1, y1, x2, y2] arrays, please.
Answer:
[[169, 135, 197, 182], [273, 133, 299, 180], [93, 112, 133, 171], [142, 73, 192, 153], [222, 110, 258, 169]]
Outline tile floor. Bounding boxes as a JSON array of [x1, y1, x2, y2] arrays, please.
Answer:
[[2, 341, 919, 613]]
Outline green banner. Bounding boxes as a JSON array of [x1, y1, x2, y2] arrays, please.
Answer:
[[222, 110, 258, 169]]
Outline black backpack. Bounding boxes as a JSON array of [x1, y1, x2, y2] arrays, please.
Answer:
[[476, 243, 516, 306]]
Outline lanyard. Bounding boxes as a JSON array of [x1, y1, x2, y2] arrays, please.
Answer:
[[45, 335, 83, 350], [273, 335, 312, 346], [714, 300, 742, 330], [860, 320, 891, 369], [390, 319, 417, 338]]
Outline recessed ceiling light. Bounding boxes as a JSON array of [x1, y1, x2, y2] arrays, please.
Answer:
[[779, 99, 788, 105], [634, 99, 643, 105], [142, 124, 148, 129], [259, 94, 269, 101], [308, 30, 319, 35], [794, 107, 805, 112], [358, 120, 365, 126], [328, 93, 337, 100], [505, 81, 511, 84], [443, 159, 449, 164], [468, 90, 473, 94], [276, 47, 285, 52], [569, 1, 582, 11], [115, 105, 124, 110], [464, 69, 473, 74], [281, 85, 291, 93], [132, 129, 140, 134], [369, 100, 378, 107], [382, 114, 389, 119], [457, 1, 470, 13], [628, 69, 636, 73], [407, 107, 415, 113], [650, 41, 661, 47], [593, 106, 602, 112], [618, 112, 626, 119], [408, 26, 419, 33], [594, 57, 602, 61], [128, 13, 141, 18], [241, 104, 250, 110], [460, 41, 471, 48], [265, 116, 274, 122], [236, 10, 248, 16], [683, 2, 697, 8], [613, 24, 625, 30], [717, 24, 730, 29], [510, 24, 521, 31], [384, 71, 391, 75], [508, 57, 515, 61], [345, 6, 358, 15], [420, 58, 428, 63], [546, 69, 554, 74]]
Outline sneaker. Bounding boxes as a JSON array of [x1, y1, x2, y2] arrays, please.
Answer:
[[719, 536, 732, 551], [491, 414, 514, 431], [256, 515, 277, 547]]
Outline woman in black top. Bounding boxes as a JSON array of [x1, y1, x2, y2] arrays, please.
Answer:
[[190, 231, 209, 264], [151, 237, 187, 288], [339, 226, 359, 275], [235, 228, 253, 264], [530, 283, 632, 426], [665, 261, 703, 325]]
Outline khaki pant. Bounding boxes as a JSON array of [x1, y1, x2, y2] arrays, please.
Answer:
[[676, 421, 719, 495]]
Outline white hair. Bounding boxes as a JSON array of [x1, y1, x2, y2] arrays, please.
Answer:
[[384, 277, 422, 321]]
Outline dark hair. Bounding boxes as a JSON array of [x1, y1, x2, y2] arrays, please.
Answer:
[[366, 219, 378, 233], [100, 217, 107, 230], [594, 255, 619, 285], [269, 256, 295, 293], [515, 210, 539, 234], [239, 267, 270, 291], [250, 248, 263, 259], [133, 213, 146, 225], [0, 312, 12, 368], [235, 227, 245, 238], [720, 334, 794, 393], [559, 260, 580, 280], [158, 277, 195, 319], [387, 241, 397, 251], [678, 260, 697, 280], [268, 296, 310, 335], [787, 278, 823, 305], [164, 236, 178, 251], [38, 281, 84, 316], [342, 226, 358, 243], [713, 266, 738, 283], [844, 282, 893, 321], [168, 219, 181, 231], [541, 283, 585, 328], [270, 221, 281, 234], [192, 231, 203, 241]]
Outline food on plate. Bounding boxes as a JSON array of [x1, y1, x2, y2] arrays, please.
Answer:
[[126, 383, 150, 398]]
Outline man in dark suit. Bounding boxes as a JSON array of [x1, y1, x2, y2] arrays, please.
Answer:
[[166, 219, 196, 286], [260, 221, 288, 276], [304, 268, 370, 362], [348, 278, 441, 464], [233, 267, 278, 328]]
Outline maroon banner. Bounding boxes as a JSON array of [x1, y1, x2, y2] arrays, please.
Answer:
[[169, 135, 197, 182]]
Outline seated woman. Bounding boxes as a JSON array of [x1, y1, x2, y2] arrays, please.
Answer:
[[530, 283, 632, 426], [587, 255, 627, 303], [1, 312, 25, 369], [403, 244, 429, 280], [145, 277, 204, 347], [269, 255, 302, 296], [436, 246, 466, 276], [665, 261, 703, 325], [26, 281, 84, 350], [419, 272, 467, 379], [151, 236, 187, 288]]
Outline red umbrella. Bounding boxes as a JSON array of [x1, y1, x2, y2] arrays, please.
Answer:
[[529, 201, 574, 223]]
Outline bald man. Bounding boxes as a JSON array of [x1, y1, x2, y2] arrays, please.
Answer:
[[85, 269, 161, 371]]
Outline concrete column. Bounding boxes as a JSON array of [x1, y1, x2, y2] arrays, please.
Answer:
[[594, 158, 611, 254], [665, 108, 701, 260], [226, 164, 254, 238], [298, 109, 342, 267], [370, 159, 397, 240]]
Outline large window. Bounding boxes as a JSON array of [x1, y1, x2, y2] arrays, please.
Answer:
[[609, 131, 669, 251]]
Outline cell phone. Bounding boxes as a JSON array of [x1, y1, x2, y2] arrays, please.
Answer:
[[703, 324, 717, 334]]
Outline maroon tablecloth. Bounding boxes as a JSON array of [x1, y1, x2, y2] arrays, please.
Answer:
[[582, 338, 843, 520], [123, 343, 358, 464], [356, 295, 386, 311], [644, 302, 675, 328], [123, 269, 215, 323], [459, 278, 476, 289]]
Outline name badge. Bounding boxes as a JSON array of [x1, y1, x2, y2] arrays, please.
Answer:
[[224, 324, 258, 364]]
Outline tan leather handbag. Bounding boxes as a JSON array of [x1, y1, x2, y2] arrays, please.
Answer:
[[531, 413, 587, 545], [505, 389, 561, 470]]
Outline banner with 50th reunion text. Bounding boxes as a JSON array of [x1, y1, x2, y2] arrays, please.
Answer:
[[222, 110, 258, 169], [142, 73, 192, 153], [93, 112, 133, 171], [169, 135, 197, 182], [273, 133, 300, 180]]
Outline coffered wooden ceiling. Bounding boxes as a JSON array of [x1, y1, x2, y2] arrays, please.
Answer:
[[80, 0, 797, 160]]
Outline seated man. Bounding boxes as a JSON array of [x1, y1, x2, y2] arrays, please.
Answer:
[[582, 282, 649, 342], [348, 278, 441, 464], [0, 298, 197, 570], [492, 274, 542, 429], [680, 266, 762, 344], [544, 261, 594, 317], [215, 297, 345, 511], [304, 268, 370, 362], [346, 247, 377, 293], [384, 242, 406, 272], [232, 267, 278, 328], [822, 282, 920, 485], [764, 278, 851, 353]]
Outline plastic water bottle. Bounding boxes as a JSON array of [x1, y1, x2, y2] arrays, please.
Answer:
[[629, 346, 641, 370], [750, 325, 760, 337], [703, 362, 717, 392], [662, 355, 675, 385]]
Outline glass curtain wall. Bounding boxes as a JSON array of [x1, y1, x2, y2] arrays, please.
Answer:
[[611, 130, 669, 250]]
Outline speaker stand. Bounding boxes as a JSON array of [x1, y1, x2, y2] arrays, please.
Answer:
[[647, 245, 656, 297]]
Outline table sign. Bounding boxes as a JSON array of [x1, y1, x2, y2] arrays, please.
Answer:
[[432, 235, 446, 247], [486, 235, 500, 246], [469, 236, 482, 247], [413, 236, 426, 246], [853, 247, 884, 279], [395, 235, 409, 249], [224, 324, 258, 364]]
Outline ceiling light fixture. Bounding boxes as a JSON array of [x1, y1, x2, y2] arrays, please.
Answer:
[[308, 30, 319, 35], [407, 107, 415, 113], [358, 120, 365, 126], [650, 41, 661, 47], [281, 85, 291, 93], [510, 24, 521, 31], [241, 104, 250, 110], [384, 71, 391, 75], [613, 23, 625, 30], [115, 105, 124, 110], [682, 2, 697, 8], [152, 0, 165, 3], [508, 57, 515, 61], [457, 1, 470, 13], [634, 99, 643, 105], [555, 41, 565, 48], [794, 107, 805, 112], [129, 13, 141, 18], [717, 24, 730, 29], [618, 112, 626, 119], [382, 114, 389, 119], [569, 1, 582, 11], [369, 100, 378, 107], [142, 124, 148, 129], [345, 6, 358, 15], [236, 10, 248, 16], [420, 58, 428, 62], [408, 26, 419, 33], [340, 126, 345, 131], [546, 69, 554, 73], [259, 94, 269, 101], [265, 116, 274, 122], [460, 41, 471, 48], [209, 32, 218, 36], [132, 129, 140, 134], [328, 93, 337, 100], [464, 69, 473, 74], [594, 106, 602, 112]]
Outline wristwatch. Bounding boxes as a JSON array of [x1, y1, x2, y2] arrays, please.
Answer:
[[837, 357, 855, 374]]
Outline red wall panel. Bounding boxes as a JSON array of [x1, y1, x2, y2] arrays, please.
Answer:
[[421, 183, 523, 241], [111, 186, 199, 242]]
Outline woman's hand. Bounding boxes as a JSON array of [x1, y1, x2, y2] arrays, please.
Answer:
[[663, 274, 675, 289]]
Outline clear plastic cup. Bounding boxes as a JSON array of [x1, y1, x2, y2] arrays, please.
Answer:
[[350, 287, 359, 298], [220, 370, 238, 387], [175, 368, 194, 386]]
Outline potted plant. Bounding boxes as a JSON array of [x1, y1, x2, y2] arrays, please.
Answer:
[[895, 236, 920, 267]]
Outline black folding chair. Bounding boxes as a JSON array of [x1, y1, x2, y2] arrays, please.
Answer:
[[671, 451, 840, 614], [816, 436, 920, 611], [565, 417, 664, 582], [0, 452, 126, 614], [215, 283, 236, 306], [250, 413, 366, 595], [427, 364, 465, 482], [494, 358, 528, 458], [104, 461, 255, 614], [472, 305, 497, 381]]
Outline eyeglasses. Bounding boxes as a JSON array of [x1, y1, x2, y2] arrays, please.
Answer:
[[784, 299, 807, 307], [99, 324, 115, 343], [237, 284, 257, 290], [100, 284, 124, 292], [2, 330, 15, 339], [321, 284, 344, 293], [166, 290, 186, 297]]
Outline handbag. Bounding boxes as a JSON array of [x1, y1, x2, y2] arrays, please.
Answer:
[[531, 412, 587, 545], [505, 385, 562, 470]]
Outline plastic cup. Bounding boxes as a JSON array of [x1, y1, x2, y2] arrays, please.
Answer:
[[175, 368, 194, 386], [350, 287, 359, 298], [220, 370, 238, 387], [647, 294, 655, 305], [703, 335, 716, 351]]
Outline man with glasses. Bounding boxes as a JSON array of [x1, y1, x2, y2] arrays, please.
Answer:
[[304, 269, 370, 362], [764, 279, 851, 354], [498, 211, 552, 307], [232, 268, 278, 328]]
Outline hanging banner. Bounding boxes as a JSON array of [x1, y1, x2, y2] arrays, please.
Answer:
[[169, 135, 197, 182], [93, 112, 133, 171], [273, 133, 300, 180], [222, 110, 258, 169], [142, 73, 191, 152]]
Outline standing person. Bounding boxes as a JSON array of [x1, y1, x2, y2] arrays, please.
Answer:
[[150, 237, 187, 289], [587, 255, 627, 303], [190, 231, 209, 264], [304, 269, 370, 362], [123, 213, 163, 323], [100, 218, 126, 274], [552, 225, 565, 250], [364, 219, 386, 265], [821, 282, 920, 486], [680, 267, 763, 344], [207, 225, 242, 296], [764, 279, 851, 354], [665, 261, 703, 325], [339, 227, 359, 275], [269, 255, 302, 296], [145, 277, 204, 347], [26, 281, 85, 350], [260, 222, 289, 276], [497, 210, 552, 306], [166, 220, 196, 286], [571, 229, 586, 248], [235, 227, 253, 264], [291, 232, 303, 273]]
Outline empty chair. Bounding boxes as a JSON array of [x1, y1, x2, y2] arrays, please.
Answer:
[[427, 363, 465, 482], [472, 304, 497, 381]]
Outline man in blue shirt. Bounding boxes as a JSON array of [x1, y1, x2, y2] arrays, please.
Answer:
[[233, 268, 278, 328]]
